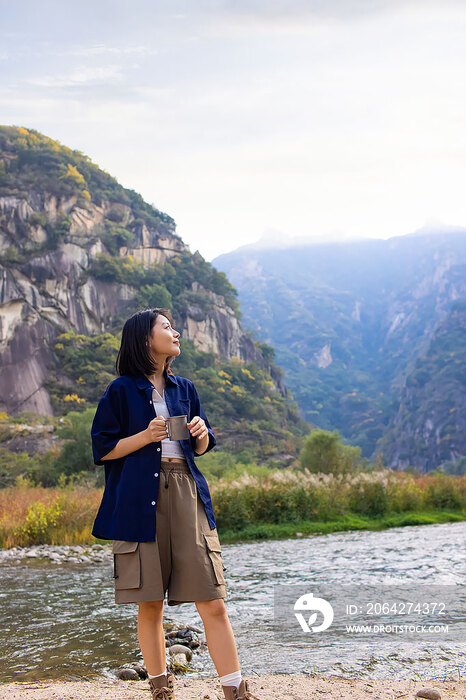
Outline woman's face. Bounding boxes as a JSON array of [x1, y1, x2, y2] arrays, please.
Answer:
[[148, 314, 180, 359]]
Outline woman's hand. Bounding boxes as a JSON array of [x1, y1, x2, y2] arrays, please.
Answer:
[[188, 416, 209, 455], [187, 416, 208, 439], [146, 416, 169, 442]]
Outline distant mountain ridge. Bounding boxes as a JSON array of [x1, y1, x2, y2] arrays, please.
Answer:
[[213, 228, 466, 471]]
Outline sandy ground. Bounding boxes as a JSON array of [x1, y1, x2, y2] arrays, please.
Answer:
[[0, 675, 463, 700]]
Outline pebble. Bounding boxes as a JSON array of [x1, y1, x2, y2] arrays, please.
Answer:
[[130, 663, 148, 679], [172, 653, 190, 668], [116, 667, 140, 681], [168, 644, 193, 661], [415, 689, 441, 700]]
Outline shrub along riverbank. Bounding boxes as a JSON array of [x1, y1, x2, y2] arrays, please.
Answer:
[[0, 469, 464, 548]]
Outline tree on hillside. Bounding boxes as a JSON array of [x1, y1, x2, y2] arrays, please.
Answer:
[[299, 428, 362, 474], [441, 455, 466, 475], [57, 408, 95, 475]]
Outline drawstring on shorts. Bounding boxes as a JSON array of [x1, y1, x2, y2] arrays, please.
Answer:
[[160, 460, 189, 490]]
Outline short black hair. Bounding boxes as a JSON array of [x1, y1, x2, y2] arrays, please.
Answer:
[[116, 308, 176, 377]]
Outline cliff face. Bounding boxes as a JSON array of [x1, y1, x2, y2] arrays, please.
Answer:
[[0, 127, 267, 416], [377, 301, 466, 471]]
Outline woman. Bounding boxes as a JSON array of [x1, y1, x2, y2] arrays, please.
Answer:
[[91, 308, 261, 700]]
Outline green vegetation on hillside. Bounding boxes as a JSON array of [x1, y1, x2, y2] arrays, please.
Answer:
[[0, 125, 174, 233], [0, 125, 240, 318], [88, 250, 240, 318]]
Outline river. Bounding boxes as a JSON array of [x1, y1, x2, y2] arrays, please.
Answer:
[[0, 521, 464, 682]]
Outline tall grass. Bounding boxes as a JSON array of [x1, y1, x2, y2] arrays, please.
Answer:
[[209, 469, 466, 530], [0, 469, 464, 547], [0, 477, 103, 548]]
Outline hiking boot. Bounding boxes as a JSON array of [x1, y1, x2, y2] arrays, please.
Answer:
[[219, 679, 261, 700], [148, 671, 175, 699]]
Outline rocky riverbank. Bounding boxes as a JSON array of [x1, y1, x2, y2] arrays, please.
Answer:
[[0, 675, 464, 700], [0, 543, 111, 564]]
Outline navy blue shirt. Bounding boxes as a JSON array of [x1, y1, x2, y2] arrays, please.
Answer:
[[91, 371, 217, 541]]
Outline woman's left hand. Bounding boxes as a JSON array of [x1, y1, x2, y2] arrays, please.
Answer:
[[187, 416, 208, 439]]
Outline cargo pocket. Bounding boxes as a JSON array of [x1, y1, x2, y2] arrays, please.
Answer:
[[204, 533, 226, 586], [112, 540, 141, 590]]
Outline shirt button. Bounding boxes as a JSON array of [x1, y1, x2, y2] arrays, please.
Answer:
[[154, 472, 158, 477], [151, 501, 156, 506], [156, 447, 161, 452]]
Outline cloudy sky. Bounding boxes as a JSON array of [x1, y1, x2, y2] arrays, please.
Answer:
[[1, 0, 466, 260]]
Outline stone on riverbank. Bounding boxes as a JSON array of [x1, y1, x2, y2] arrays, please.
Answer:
[[415, 689, 442, 700]]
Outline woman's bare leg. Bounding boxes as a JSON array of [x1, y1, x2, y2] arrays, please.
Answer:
[[196, 599, 240, 675], [137, 600, 166, 675]]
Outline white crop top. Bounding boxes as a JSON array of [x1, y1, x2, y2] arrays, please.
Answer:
[[151, 387, 186, 459]]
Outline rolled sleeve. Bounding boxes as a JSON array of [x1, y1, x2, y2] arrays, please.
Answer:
[[91, 382, 123, 465], [189, 381, 216, 455]]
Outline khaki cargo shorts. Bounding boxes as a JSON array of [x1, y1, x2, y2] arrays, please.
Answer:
[[112, 458, 227, 606]]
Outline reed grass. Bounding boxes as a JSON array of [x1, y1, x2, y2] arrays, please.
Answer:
[[0, 469, 464, 548]]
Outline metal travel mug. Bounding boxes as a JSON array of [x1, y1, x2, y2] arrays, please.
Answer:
[[166, 415, 189, 440]]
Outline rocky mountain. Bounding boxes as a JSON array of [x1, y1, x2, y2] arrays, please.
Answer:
[[378, 299, 466, 471], [0, 126, 279, 417], [213, 227, 466, 471]]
